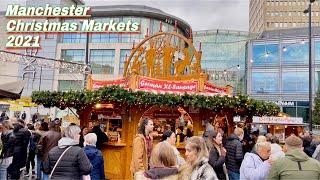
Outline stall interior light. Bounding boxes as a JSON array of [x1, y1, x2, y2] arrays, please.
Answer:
[[285, 125, 288, 128], [95, 103, 114, 109], [301, 40, 306, 44], [95, 103, 102, 109]]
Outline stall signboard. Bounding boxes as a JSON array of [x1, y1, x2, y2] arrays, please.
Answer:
[[204, 82, 227, 94], [92, 78, 129, 90], [252, 116, 303, 125], [137, 77, 199, 93]]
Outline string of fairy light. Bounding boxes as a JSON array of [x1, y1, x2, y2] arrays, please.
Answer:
[[0, 50, 87, 74]]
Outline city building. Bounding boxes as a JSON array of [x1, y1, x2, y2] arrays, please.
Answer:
[[249, 0, 320, 33], [194, 29, 255, 93], [247, 27, 320, 122]]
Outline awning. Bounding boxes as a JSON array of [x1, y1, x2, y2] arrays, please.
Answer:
[[0, 80, 26, 99]]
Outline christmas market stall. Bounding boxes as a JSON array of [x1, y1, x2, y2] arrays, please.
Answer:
[[31, 31, 280, 179]]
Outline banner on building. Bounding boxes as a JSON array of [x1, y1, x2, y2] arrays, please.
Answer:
[[137, 76, 199, 93], [90, 78, 129, 90], [204, 82, 228, 94]]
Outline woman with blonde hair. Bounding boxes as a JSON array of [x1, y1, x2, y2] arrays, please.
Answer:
[[180, 136, 218, 180], [135, 141, 179, 180]]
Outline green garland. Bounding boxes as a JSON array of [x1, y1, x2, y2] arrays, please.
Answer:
[[31, 85, 280, 116]]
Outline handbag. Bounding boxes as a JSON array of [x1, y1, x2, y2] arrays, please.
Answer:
[[49, 146, 72, 179]]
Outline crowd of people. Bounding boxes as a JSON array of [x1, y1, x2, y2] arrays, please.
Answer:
[[130, 118, 320, 180], [0, 118, 108, 180]]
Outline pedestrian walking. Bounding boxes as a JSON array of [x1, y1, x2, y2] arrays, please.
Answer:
[[37, 122, 61, 180], [83, 133, 105, 180], [135, 141, 179, 180], [225, 128, 244, 180], [130, 118, 154, 176], [162, 130, 185, 166], [268, 135, 320, 180], [240, 141, 272, 180], [0, 120, 15, 180], [180, 136, 218, 180], [48, 125, 92, 179], [206, 130, 229, 180]]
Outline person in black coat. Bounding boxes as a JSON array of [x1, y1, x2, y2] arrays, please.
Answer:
[[91, 125, 108, 150], [7, 119, 31, 179], [48, 125, 92, 179], [207, 131, 228, 180], [225, 128, 244, 180], [79, 126, 89, 148]]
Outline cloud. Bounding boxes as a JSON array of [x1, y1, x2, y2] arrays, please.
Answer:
[[84, 0, 249, 31]]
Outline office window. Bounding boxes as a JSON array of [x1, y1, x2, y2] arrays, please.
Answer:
[[60, 50, 85, 73], [252, 72, 279, 93], [119, 49, 131, 75], [90, 50, 115, 74], [282, 43, 308, 65], [62, 33, 86, 43], [282, 71, 309, 93], [58, 80, 82, 91], [252, 44, 279, 66]]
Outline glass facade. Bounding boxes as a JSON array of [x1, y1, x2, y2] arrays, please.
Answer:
[[282, 71, 309, 93], [282, 43, 308, 65], [252, 44, 279, 66], [61, 17, 179, 43], [194, 30, 253, 93], [58, 80, 83, 91], [119, 49, 131, 75], [60, 50, 85, 73], [252, 72, 279, 93], [90, 50, 115, 75], [249, 38, 320, 123]]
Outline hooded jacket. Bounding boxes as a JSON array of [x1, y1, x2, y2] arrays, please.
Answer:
[[83, 145, 105, 180], [268, 149, 320, 180], [240, 152, 271, 180], [134, 167, 179, 180], [225, 134, 243, 173], [48, 137, 92, 180]]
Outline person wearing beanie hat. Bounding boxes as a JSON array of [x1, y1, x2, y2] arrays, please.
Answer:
[[268, 135, 320, 180]]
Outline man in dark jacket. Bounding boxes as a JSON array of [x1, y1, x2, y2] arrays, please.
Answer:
[[268, 135, 320, 180], [225, 127, 244, 180], [83, 133, 105, 180], [92, 125, 108, 150], [38, 122, 61, 179], [7, 120, 31, 179]]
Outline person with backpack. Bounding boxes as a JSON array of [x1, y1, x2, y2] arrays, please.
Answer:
[[25, 124, 41, 177]]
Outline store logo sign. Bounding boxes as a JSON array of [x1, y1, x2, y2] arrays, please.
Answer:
[[274, 101, 295, 107]]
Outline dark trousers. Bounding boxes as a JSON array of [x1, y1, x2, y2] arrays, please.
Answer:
[[8, 151, 27, 179], [26, 150, 36, 173]]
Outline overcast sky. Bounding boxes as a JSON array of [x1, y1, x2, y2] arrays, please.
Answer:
[[0, 0, 249, 31]]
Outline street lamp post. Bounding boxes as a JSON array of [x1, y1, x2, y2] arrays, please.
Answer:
[[304, 0, 315, 131]]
